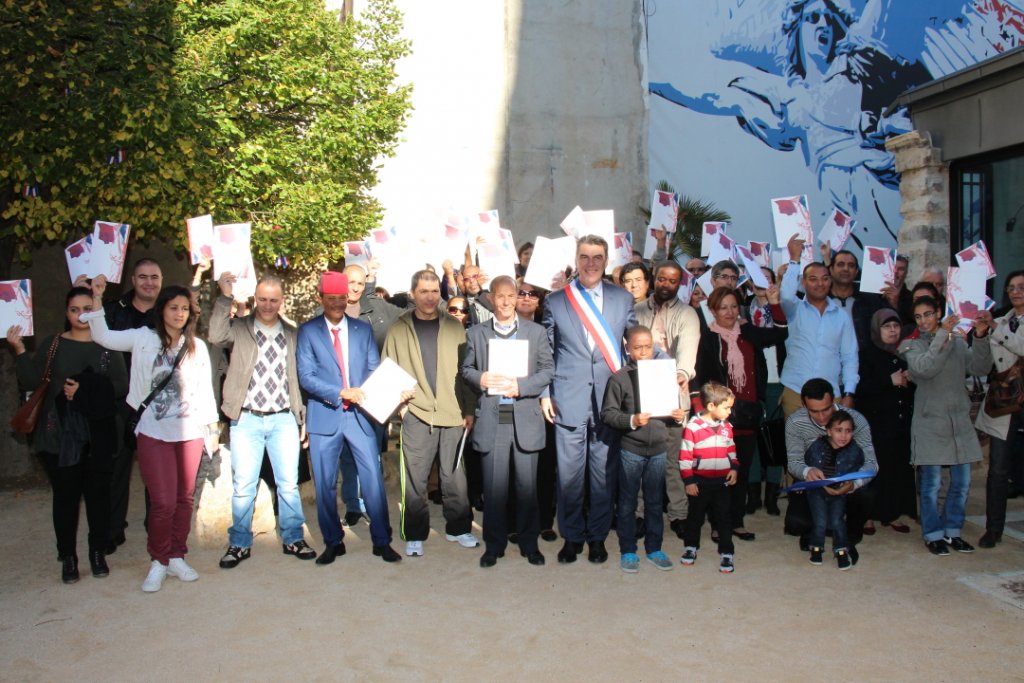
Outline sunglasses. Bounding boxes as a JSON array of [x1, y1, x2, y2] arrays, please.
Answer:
[[447, 306, 467, 314], [517, 290, 539, 299]]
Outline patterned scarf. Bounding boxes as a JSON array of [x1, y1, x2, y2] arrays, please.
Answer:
[[709, 320, 747, 394]]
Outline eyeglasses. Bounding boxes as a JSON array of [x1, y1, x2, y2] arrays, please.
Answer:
[[447, 306, 467, 314], [1007, 284, 1024, 293], [713, 274, 739, 282], [517, 290, 539, 299], [914, 310, 937, 321]]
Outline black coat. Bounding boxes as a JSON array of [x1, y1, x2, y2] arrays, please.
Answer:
[[693, 322, 787, 403], [856, 343, 914, 435]]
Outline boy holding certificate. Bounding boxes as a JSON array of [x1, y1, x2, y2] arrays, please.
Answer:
[[601, 326, 685, 573]]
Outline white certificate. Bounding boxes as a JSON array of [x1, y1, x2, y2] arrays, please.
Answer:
[[524, 235, 576, 290], [0, 279, 34, 336], [770, 194, 813, 248], [818, 208, 855, 252], [65, 236, 92, 283], [359, 357, 419, 424], [89, 221, 130, 283], [637, 358, 679, 417], [212, 222, 252, 281], [859, 246, 895, 294], [487, 338, 529, 395], [700, 222, 727, 258], [186, 214, 215, 265]]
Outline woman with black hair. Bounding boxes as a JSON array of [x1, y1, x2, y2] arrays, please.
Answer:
[[7, 286, 128, 583], [84, 277, 218, 592]]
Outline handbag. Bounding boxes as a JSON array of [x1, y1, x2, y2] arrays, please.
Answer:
[[729, 398, 764, 431], [755, 400, 788, 468], [10, 335, 61, 434], [124, 344, 188, 449], [985, 358, 1024, 418]]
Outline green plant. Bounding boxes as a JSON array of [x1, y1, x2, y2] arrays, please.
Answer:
[[639, 180, 731, 260]]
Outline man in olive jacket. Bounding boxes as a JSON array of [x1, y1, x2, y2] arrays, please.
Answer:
[[383, 270, 478, 557]]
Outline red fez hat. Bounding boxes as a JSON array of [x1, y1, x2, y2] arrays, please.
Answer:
[[319, 271, 348, 295]]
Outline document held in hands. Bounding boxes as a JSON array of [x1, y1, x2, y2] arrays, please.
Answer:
[[487, 339, 529, 396], [358, 357, 418, 424], [636, 358, 679, 417]]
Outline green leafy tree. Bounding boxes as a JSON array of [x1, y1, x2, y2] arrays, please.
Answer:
[[0, 0, 411, 274]]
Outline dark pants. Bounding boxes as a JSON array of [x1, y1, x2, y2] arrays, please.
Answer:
[[616, 449, 665, 555], [536, 423, 557, 531], [40, 451, 111, 558], [790, 485, 874, 548], [109, 402, 136, 542], [309, 412, 392, 547], [808, 489, 848, 551], [729, 433, 756, 529], [481, 423, 540, 555], [684, 479, 734, 554], [986, 412, 1023, 534], [554, 418, 619, 544], [399, 412, 471, 541]]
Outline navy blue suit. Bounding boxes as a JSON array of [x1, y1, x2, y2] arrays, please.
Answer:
[[542, 281, 637, 544], [296, 315, 392, 548]]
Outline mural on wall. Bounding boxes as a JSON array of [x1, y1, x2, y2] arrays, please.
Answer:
[[647, 0, 1024, 252]]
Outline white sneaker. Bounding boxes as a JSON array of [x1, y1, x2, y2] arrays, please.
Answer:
[[166, 557, 199, 582], [141, 560, 167, 593], [445, 533, 480, 548], [405, 541, 424, 557]]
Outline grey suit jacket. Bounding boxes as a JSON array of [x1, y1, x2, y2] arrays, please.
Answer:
[[461, 318, 554, 453], [542, 281, 638, 427]]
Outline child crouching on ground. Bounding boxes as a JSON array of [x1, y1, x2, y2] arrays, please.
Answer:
[[601, 326, 685, 573], [804, 411, 864, 570], [680, 382, 738, 573]]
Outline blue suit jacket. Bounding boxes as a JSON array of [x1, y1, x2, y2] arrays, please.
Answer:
[[461, 319, 554, 453], [296, 315, 379, 436], [542, 282, 638, 427]]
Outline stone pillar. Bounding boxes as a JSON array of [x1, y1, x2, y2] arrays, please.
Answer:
[[886, 130, 951, 284]]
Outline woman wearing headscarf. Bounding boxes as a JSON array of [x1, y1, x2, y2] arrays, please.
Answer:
[[857, 308, 916, 534]]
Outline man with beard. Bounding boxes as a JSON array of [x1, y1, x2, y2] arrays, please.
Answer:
[[634, 261, 700, 539]]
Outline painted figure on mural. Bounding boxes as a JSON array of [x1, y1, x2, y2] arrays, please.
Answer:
[[650, 0, 1023, 246]]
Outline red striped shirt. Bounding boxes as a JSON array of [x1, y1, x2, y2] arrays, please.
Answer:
[[680, 415, 738, 484]]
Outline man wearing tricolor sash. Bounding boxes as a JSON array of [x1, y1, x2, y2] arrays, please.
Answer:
[[541, 235, 638, 564]]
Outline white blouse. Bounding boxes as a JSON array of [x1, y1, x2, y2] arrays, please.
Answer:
[[81, 310, 218, 442]]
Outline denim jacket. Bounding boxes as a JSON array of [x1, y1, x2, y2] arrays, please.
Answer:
[[803, 436, 864, 478]]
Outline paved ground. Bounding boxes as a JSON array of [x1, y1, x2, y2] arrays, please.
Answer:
[[1, 460, 1022, 683]]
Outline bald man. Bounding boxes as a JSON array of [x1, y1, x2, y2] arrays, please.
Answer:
[[344, 264, 406, 351]]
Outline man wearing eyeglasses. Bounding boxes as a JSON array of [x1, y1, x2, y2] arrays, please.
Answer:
[[460, 265, 495, 326], [541, 235, 638, 565]]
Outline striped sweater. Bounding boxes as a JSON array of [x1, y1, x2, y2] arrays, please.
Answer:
[[680, 414, 738, 485]]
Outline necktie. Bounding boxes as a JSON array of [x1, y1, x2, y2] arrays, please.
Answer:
[[1011, 317, 1020, 334], [331, 328, 348, 389]]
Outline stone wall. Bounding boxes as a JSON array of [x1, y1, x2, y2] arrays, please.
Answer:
[[886, 130, 952, 284]]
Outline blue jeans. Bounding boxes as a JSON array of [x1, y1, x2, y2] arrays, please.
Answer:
[[229, 411, 305, 547], [807, 489, 848, 551], [918, 464, 971, 542], [616, 449, 665, 555]]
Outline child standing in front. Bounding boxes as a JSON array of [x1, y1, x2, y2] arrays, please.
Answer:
[[804, 411, 864, 570], [601, 326, 685, 574], [680, 382, 738, 573]]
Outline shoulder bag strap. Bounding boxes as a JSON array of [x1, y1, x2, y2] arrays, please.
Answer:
[[40, 335, 61, 382], [135, 343, 189, 419]]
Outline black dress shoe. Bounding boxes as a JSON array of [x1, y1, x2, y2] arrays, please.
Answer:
[[978, 530, 1002, 549], [372, 544, 402, 562], [508, 533, 520, 545], [89, 550, 109, 578], [587, 541, 608, 564], [540, 529, 558, 542], [733, 529, 756, 542], [557, 541, 578, 564], [670, 519, 686, 540], [61, 555, 80, 584], [525, 550, 545, 566], [343, 511, 364, 527], [315, 542, 347, 566], [480, 552, 499, 568]]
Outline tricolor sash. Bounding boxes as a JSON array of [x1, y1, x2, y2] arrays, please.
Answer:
[[564, 280, 622, 373]]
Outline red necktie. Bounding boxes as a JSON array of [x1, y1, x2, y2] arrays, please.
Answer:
[[331, 328, 349, 408]]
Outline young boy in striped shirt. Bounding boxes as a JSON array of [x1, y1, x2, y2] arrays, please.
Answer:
[[680, 382, 739, 573]]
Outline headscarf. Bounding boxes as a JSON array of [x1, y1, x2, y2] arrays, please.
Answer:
[[870, 307, 902, 354]]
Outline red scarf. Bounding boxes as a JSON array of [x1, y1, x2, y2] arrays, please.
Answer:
[[709, 320, 747, 394]]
